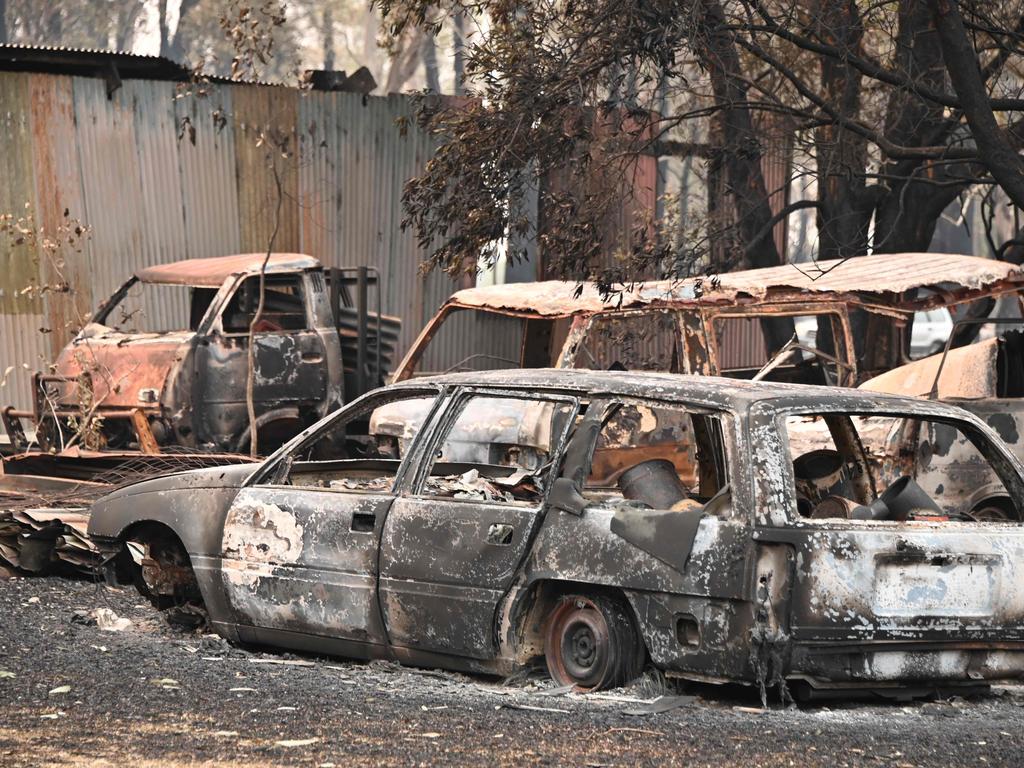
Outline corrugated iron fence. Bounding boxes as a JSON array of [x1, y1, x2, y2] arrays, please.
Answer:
[[0, 71, 470, 411]]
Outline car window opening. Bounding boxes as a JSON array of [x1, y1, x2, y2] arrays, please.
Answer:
[[574, 312, 682, 372], [97, 281, 215, 334], [222, 274, 309, 334], [583, 402, 732, 518], [409, 308, 572, 376], [785, 412, 1020, 523], [714, 312, 849, 386], [418, 395, 577, 506], [270, 394, 438, 491]]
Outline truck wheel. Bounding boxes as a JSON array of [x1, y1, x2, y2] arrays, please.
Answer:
[[544, 593, 644, 691]]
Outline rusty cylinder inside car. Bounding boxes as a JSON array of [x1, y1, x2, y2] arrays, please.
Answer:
[[617, 459, 689, 510]]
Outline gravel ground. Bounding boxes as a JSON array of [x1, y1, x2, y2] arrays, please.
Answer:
[[2, 576, 1024, 767]]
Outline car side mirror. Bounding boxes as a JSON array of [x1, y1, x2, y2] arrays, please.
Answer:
[[548, 476, 588, 516]]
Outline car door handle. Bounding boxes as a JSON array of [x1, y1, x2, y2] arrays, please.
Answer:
[[351, 512, 376, 533], [486, 523, 514, 546]]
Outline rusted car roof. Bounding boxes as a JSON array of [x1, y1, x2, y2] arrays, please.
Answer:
[[135, 253, 320, 287], [447, 253, 1023, 316]]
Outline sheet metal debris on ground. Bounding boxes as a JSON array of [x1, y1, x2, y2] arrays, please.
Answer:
[[0, 451, 256, 575]]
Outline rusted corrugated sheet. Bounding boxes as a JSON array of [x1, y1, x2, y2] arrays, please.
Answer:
[[124, 79, 191, 332], [0, 72, 41, 317], [296, 90, 494, 365], [27, 74, 92, 358], [72, 76, 147, 302], [716, 316, 768, 371], [175, 85, 242, 259], [0, 314, 49, 410], [233, 85, 300, 254]]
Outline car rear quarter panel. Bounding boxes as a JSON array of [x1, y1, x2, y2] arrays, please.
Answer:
[[522, 507, 759, 681]]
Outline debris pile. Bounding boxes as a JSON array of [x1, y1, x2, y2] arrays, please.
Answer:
[[425, 469, 541, 503], [0, 508, 98, 574], [0, 450, 257, 576]]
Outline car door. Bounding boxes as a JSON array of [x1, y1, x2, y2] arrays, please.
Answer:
[[379, 389, 578, 659], [195, 272, 329, 449], [217, 387, 443, 652]]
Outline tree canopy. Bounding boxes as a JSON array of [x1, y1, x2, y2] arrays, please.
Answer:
[[378, 0, 1024, 285]]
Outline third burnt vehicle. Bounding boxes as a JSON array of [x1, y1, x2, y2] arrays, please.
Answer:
[[394, 253, 1023, 386], [88, 370, 1024, 698]]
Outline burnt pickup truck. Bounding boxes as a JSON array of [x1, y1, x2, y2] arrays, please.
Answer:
[[1, 253, 398, 456], [88, 369, 1024, 699]]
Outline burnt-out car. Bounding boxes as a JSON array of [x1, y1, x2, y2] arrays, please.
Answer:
[[395, 253, 1024, 387], [88, 370, 1024, 697], [859, 324, 1024, 520]]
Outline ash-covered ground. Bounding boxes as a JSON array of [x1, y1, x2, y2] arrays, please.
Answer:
[[2, 576, 1024, 767]]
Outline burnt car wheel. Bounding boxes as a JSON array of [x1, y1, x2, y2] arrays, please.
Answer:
[[544, 594, 643, 691], [127, 533, 205, 625]]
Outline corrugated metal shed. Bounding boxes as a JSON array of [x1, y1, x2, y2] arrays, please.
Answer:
[[0, 69, 471, 413]]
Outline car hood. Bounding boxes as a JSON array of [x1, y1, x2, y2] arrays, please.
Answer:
[[859, 338, 1000, 399], [97, 463, 258, 503], [52, 330, 193, 409]]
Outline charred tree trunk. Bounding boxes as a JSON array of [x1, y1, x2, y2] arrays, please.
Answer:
[[385, 28, 426, 92], [158, 0, 170, 58], [696, 0, 793, 351], [931, 0, 1024, 211], [873, 0, 962, 254], [45, 4, 61, 40], [361, 5, 383, 88], [696, 0, 781, 270], [812, 0, 872, 259], [422, 30, 440, 92], [163, 0, 199, 62]]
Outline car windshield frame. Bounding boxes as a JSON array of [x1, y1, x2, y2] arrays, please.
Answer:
[[93, 276, 216, 335]]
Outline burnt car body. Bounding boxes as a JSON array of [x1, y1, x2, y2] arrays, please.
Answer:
[[88, 369, 1024, 697], [394, 253, 1023, 388], [1, 253, 397, 455]]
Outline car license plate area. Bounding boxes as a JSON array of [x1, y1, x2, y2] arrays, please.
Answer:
[[872, 554, 1001, 618]]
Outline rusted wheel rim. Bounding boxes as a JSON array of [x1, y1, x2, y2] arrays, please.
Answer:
[[546, 598, 612, 690]]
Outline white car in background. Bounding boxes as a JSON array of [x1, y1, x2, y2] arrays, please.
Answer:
[[796, 310, 952, 360], [911, 308, 953, 358]]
